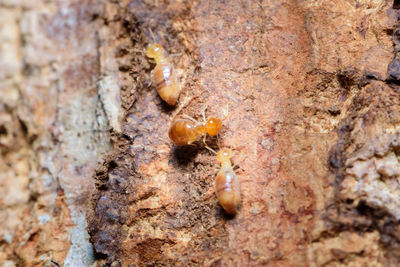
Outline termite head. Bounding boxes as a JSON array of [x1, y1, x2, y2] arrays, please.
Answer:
[[216, 148, 233, 163], [204, 117, 222, 136], [146, 43, 164, 61]]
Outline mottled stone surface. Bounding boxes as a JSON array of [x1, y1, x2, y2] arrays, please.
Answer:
[[1, 0, 399, 266]]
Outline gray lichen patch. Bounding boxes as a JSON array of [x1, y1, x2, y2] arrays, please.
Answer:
[[342, 131, 400, 219]]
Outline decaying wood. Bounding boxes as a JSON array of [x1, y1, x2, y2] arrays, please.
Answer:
[[0, 0, 399, 266]]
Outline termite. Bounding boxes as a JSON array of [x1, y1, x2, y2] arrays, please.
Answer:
[[146, 43, 181, 106], [168, 105, 228, 146], [211, 148, 241, 215]]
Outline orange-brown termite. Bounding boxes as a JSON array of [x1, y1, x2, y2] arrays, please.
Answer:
[[168, 105, 228, 146], [168, 116, 222, 146], [146, 43, 181, 105], [213, 148, 241, 215]]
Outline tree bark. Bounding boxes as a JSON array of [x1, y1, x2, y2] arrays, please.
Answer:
[[0, 0, 399, 266]]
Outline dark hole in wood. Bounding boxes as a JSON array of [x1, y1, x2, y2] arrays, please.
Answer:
[[0, 125, 7, 135], [394, 0, 400, 9]]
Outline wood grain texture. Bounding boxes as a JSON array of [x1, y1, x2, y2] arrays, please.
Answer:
[[0, 0, 399, 266]]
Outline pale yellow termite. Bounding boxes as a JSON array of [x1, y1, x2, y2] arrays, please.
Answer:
[[146, 43, 181, 105], [213, 148, 241, 215]]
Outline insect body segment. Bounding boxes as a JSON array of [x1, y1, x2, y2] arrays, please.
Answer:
[[168, 116, 222, 146], [215, 149, 240, 214], [215, 149, 241, 215], [145, 43, 164, 63], [146, 43, 181, 106]]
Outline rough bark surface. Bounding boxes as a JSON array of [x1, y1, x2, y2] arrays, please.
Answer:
[[0, 0, 399, 266]]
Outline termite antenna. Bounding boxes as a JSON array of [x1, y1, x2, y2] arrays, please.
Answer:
[[149, 28, 156, 42], [201, 104, 208, 123], [222, 104, 229, 119]]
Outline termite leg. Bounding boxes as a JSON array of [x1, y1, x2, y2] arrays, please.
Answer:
[[188, 143, 197, 147], [204, 143, 217, 155], [231, 151, 244, 172], [132, 49, 145, 54], [233, 164, 244, 173], [203, 134, 217, 154], [170, 52, 183, 57], [182, 114, 197, 123], [203, 187, 215, 200], [217, 135, 222, 149], [149, 69, 155, 84]]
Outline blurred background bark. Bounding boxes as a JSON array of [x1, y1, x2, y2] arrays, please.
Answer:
[[0, 0, 399, 266]]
